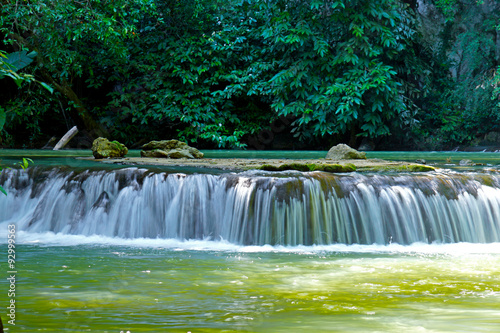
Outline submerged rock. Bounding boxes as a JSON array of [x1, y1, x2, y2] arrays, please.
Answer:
[[326, 144, 366, 160], [140, 139, 203, 159], [91, 137, 128, 159]]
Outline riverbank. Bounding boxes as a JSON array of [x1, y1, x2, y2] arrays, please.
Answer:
[[88, 156, 436, 172]]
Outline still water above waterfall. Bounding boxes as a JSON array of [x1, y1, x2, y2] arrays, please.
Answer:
[[2, 166, 500, 245]]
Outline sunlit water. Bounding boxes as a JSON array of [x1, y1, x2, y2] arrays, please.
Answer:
[[1, 150, 500, 331], [1, 235, 500, 332]]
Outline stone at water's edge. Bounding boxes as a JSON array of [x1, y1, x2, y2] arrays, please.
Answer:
[[140, 139, 203, 159], [91, 137, 128, 159], [326, 144, 366, 160]]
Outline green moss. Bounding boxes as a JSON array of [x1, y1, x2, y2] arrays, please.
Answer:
[[322, 164, 345, 172], [341, 163, 357, 172], [364, 164, 435, 172], [475, 174, 495, 187], [306, 164, 321, 171], [278, 163, 311, 172], [259, 163, 356, 173], [111, 140, 128, 154]]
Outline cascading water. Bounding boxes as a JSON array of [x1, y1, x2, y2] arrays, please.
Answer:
[[1, 167, 500, 245]]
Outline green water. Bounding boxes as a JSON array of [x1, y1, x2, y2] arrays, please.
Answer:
[[2, 243, 500, 332], [2, 150, 500, 332], [1, 149, 500, 171]]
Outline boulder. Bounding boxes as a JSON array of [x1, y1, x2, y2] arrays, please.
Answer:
[[140, 149, 170, 158], [167, 149, 194, 159], [326, 144, 366, 160], [142, 140, 187, 151], [140, 139, 203, 159], [91, 137, 128, 159]]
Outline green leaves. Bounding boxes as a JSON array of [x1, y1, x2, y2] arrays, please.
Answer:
[[3, 0, 483, 149], [101, 0, 418, 147], [17, 158, 34, 170], [4, 51, 37, 72]]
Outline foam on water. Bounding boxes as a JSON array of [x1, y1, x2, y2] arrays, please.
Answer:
[[3, 224, 500, 255]]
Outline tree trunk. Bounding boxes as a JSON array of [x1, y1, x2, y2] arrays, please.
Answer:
[[39, 70, 109, 138], [53, 126, 79, 150]]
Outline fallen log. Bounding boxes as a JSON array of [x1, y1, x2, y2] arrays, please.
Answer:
[[53, 126, 78, 150]]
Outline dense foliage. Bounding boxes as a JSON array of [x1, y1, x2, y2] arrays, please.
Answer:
[[1, 0, 500, 150]]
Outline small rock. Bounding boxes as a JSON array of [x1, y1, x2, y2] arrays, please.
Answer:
[[326, 144, 366, 160], [415, 159, 426, 164], [459, 159, 473, 166], [91, 137, 128, 159]]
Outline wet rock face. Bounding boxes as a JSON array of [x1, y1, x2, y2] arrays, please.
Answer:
[[140, 140, 204, 159], [326, 144, 366, 160], [91, 137, 128, 159]]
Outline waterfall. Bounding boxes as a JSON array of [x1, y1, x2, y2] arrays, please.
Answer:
[[1, 167, 500, 245]]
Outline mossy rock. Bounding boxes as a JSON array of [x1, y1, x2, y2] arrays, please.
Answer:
[[326, 163, 356, 172], [141, 139, 203, 159], [314, 163, 356, 173], [278, 163, 311, 172], [326, 144, 366, 160], [259, 163, 356, 173], [140, 149, 170, 158], [92, 137, 128, 159]]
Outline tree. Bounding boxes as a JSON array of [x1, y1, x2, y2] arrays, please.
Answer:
[[412, 0, 500, 149], [0, 50, 54, 133], [104, 0, 260, 147], [0, 0, 157, 140], [211, 0, 419, 146]]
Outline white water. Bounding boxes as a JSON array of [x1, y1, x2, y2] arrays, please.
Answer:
[[2, 226, 500, 257], [2, 167, 500, 246]]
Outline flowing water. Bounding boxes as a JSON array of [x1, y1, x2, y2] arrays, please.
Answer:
[[1, 150, 500, 332]]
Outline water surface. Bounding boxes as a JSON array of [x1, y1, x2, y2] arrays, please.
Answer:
[[2, 149, 500, 332], [1, 238, 499, 332]]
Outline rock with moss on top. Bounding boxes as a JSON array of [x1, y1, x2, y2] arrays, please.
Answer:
[[91, 137, 128, 159], [326, 144, 366, 160], [140, 139, 204, 159]]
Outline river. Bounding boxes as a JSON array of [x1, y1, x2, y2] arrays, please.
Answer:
[[1, 150, 499, 332]]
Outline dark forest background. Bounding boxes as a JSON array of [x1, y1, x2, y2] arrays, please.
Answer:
[[1, 0, 500, 151]]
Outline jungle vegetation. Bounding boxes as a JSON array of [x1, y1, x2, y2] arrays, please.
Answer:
[[1, 0, 500, 151]]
